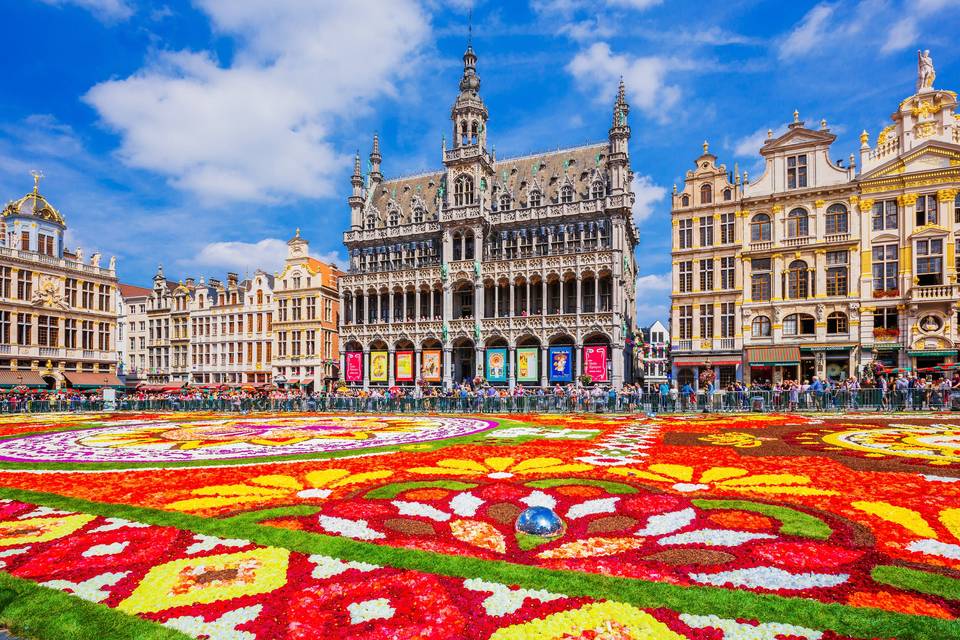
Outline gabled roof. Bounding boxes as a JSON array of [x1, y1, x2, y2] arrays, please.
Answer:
[[760, 124, 836, 156], [859, 139, 960, 180], [118, 283, 152, 299]]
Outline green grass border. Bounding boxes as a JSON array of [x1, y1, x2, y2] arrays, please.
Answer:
[[0, 486, 956, 640], [0, 571, 190, 640]]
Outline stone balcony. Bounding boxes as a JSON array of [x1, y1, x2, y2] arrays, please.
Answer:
[[339, 312, 619, 342], [910, 283, 956, 301]]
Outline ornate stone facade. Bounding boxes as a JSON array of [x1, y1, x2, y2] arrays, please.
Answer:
[[339, 45, 638, 388], [0, 176, 119, 389], [671, 54, 960, 384]]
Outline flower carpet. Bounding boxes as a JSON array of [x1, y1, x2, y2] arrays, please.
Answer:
[[0, 413, 955, 638]]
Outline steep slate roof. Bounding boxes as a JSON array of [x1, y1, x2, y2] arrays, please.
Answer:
[[366, 142, 609, 225]]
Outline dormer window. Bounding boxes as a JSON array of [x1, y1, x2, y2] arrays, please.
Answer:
[[700, 184, 712, 204], [365, 215, 376, 230], [499, 193, 511, 211], [388, 210, 400, 227], [787, 154, 807, 189], [681, 194, 690, 207], [560, 184, 573, 204], [412, 205, 425, 224], [723, 188, 732, 201], [591, 181, 605, 199], [454, 175, 474, 206], [529, 190, 542, 207]]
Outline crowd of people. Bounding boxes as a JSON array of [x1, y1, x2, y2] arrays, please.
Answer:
[[0, 372, 957, 413]]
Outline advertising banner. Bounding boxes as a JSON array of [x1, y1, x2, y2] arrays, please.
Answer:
[[548, 346, 573, 382], [345, 352, 363, 382], [370, 351, 388, 383], [395, 351, 414, 382], [583, 345, 608, 382], [517, 347, 539, 382], [486, 348, 508, 383], [421, 350, 442, 382]]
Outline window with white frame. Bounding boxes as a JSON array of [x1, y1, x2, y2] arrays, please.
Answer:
[[786, 154, 807, 189], [916, 237, 943, 285], [871, 200, 897, 230], [872, 244, 898, 292]]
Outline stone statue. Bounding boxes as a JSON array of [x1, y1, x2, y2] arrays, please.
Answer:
[[108, 256, 116, 271], [75, 247, 83, 262], [918, 49, 935, 91], [90, 252, 101, 267]]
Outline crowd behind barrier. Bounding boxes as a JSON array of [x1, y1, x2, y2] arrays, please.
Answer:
[[2, 375, 960, 414]]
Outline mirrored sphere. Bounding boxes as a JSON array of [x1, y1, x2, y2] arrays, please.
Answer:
[[515, 506, 566, 538]]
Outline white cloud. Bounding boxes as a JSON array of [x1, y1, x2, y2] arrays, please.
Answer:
[[632, 175, 667, 222], [187, 238, 289, 275], [882, 16, 920, 53], [634, 272, 671, 326], [635, 272, 671, 294], [732, 125, 787, 159], [38, 0, 134, 21], [567, 42, 680, 120], [84, 0, 430, 203], [778, 3, 835, 59], [606, 0, 662, 8]]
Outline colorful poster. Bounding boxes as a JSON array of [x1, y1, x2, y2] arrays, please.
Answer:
[[421, 350, 442, 382], [486, 348, 508, 383], [517, 347, 539, 382], [548, 346, 573, 382], [345, 352, 363, 383], [583, 345, 608, 382], [396, 351, 414, 382], [370, 351, 388, 383]]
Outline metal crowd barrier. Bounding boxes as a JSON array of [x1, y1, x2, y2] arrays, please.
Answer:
[[0, 388, 957, 414]]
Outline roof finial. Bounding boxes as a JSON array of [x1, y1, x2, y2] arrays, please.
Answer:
[[702, 140, 709, 154], [295, 227, 300, 238], [30, 170, 43, 194], [793, 109, 800, 123], [468, 7, 472, 47]]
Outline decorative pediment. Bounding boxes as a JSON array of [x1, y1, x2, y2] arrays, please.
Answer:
[[873, 232, 899, 244], [761, 127, 836, 155], [909, 223, 950, 239], [861, 141, 960, 179]]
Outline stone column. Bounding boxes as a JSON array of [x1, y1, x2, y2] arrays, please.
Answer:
[[388, 290, 394, 322], [388, 349, 395, 386], [443, 283, 452, 321], [813, 250, 826, 298], [509, 281, 515, 316], [363, 347, 370, 390], [508, 346, 516, 389], [612, 344, 624, 387], [474, 282, 484, 321], [576, 275, 583, 315], [575, 343, 583, 380], [772, 253, 784, 300], [443, 346, 453, 388], [494, 284, 500, 317], [540, 345, 548, 387], [525, 280, 531, 315], [339, 348, 345, 383], [414, 350, 421, 383], [475, 345, 484, 381]]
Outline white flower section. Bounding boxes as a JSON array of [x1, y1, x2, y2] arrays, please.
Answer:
[[671, 483, 710, 492], [392, 501, 450, 522], [449, 492, 484, 517], [18, 507, 72, 519], [296, 488, 332, 499], [521, 491, 557, 510], [309, 554, 379, 579], [186, 534, 250, 555], [463, 578, 563, 617], [318, 515, 385, 540], [680, 614, 823, 639], [635, 508, 695, 536], [690, 567, 848, 590], [658, 529, 776, 547], [43, 572, 129, 603], [164, 604, 261, 640], [0, 547, 29, 569], [82, 541, 130, 557], [487, 427, 599, 440], [348, 598, 395, 624], [907, 538, 960, 560], [566, 497, 619, 520], [920, 474, 960, 483], [90, 517, 150, 533]]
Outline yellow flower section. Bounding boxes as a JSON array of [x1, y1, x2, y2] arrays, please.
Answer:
[[166, 468, 393, 511], [408, 457, 593, 477], [0, 514, 96, 547], [118, 547, 290, 615], [852, 501, 940, 539], [488, 601, 688, 639], [608, 464, 838, 496]]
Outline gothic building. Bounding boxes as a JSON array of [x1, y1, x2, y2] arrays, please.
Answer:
[[339, 45, 638, 388]]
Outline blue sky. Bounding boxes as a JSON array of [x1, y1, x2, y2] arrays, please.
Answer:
[[2, 0, 959, 326]]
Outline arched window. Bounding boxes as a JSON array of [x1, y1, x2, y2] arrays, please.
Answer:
[[787, 208, 809, 237], [453, 232, 463, 261], [723, 188, 732, 201], [786, 260, 810, 299], [499, 193, 511, 211], [465, 231, 475, 260], [591, 181, 605, 199], [388, 209, 400, 227], [700, 184, 712, 204], [825, 203, 848, 235], [681, 194, 690, 207], [529, 190, 542, 207], [560, 184, 574, 204], [470, 121, 479, 145], [256, 290, 263, 305], [460, 121, 468, 146], [412, 205, 425, 224], [365, 215, 376, 230], [750, 213, 771, 242], [827, 311, 848, 334], [783, 313, 815, 335], [454, 175, 474, 206], [752, 315, 771, 337]]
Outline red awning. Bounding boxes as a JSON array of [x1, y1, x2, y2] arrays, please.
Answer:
[[287, 379, 300, 385], [63, 372, 124, 389], [0, 371, 47, 388], [301, 378, 314, 385]]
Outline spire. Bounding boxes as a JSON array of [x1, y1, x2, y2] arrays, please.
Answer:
[[369, 134, 382, 182], [459, 43, 480, 96], [616, 76, 628, 114]]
